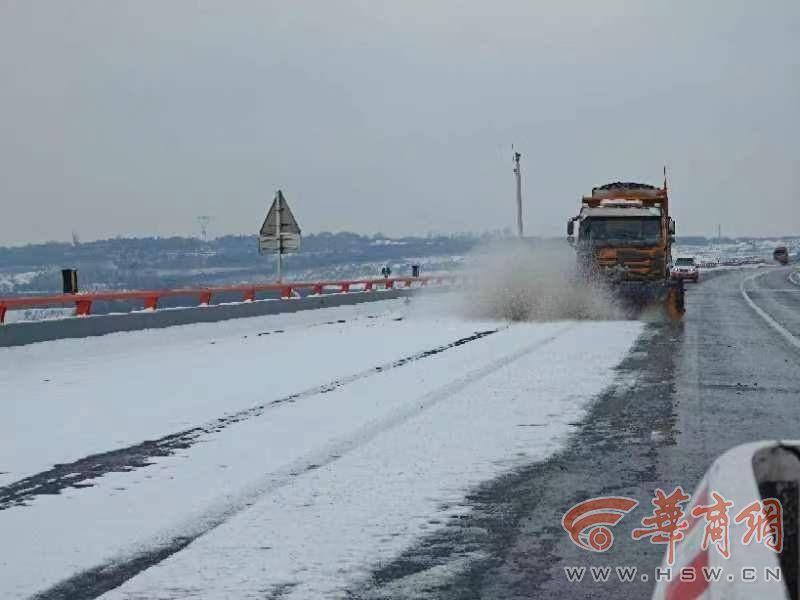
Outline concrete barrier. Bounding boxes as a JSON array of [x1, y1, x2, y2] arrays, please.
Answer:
[[0, 288, 418, 348]]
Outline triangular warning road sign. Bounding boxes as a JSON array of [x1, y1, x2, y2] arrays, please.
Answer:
[[260, 190, 301, 237]]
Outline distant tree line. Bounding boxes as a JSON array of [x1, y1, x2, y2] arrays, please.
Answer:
[[1, 231, 793, 295], [0, 232, 484, 294]]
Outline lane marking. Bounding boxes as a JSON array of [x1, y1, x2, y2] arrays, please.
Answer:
[[740, 271, 800, 352]]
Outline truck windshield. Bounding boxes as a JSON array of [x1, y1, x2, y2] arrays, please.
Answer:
[[580, 217, 661, 244]]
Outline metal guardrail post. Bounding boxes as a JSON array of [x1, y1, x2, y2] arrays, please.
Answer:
[[75, 299, 92, 316]]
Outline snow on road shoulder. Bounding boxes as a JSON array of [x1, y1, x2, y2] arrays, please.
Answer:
[[0, 298, 470, 481], [0, 319, 542, 599], [100, 319, 643, 600]]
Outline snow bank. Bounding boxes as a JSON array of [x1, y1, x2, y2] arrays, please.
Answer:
[[0, 299, 456, 481]]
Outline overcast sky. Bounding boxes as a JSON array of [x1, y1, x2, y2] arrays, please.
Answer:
[[1, 1, 798, 244]]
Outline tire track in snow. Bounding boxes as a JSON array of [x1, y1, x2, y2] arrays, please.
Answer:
[[30, 324, 574, 600], [0, 329, 501, 512]]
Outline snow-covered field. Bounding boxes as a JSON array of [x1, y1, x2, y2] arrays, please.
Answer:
[[0, 295, 642, 599], [0, 270, 41, 293]]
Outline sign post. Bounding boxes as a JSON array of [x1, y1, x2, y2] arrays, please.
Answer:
[[259, 190, 301, 282]]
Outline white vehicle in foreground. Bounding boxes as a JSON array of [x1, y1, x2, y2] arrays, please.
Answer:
[[652, 441, 797, 600]]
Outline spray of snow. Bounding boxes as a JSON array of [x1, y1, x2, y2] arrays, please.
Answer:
[[452, 239, 625, 322]]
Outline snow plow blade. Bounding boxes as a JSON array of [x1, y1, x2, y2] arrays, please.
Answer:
[[614, 279, 685, 320]]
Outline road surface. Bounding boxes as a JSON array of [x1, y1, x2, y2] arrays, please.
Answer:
[[355, 266, 800, 599], [0, 295, 640, 599], [0, 267, 797, 599]]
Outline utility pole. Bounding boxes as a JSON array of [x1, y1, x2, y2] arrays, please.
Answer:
[[513, 149, 523, 237]]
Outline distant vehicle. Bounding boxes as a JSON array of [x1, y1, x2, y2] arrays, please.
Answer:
[[670, 257, 699, 283], [773, 246, 789, 265]]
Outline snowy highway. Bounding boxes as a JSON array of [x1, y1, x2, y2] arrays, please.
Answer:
[[0, 295, 641, 599], [2, 267, 798, 599], [440, 266, 800, 600]]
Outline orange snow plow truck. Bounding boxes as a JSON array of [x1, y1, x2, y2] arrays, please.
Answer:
[[567, 180, 685, 318]]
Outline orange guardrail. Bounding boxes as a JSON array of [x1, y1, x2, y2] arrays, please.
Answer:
[[0, 276, 452, 324]]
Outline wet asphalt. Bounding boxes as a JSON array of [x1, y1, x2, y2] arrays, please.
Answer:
[[354, 266, 800, 599]]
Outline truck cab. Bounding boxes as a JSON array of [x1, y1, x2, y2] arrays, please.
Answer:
[[567, 181, 684, 317], [567, 182, 675, 283]]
